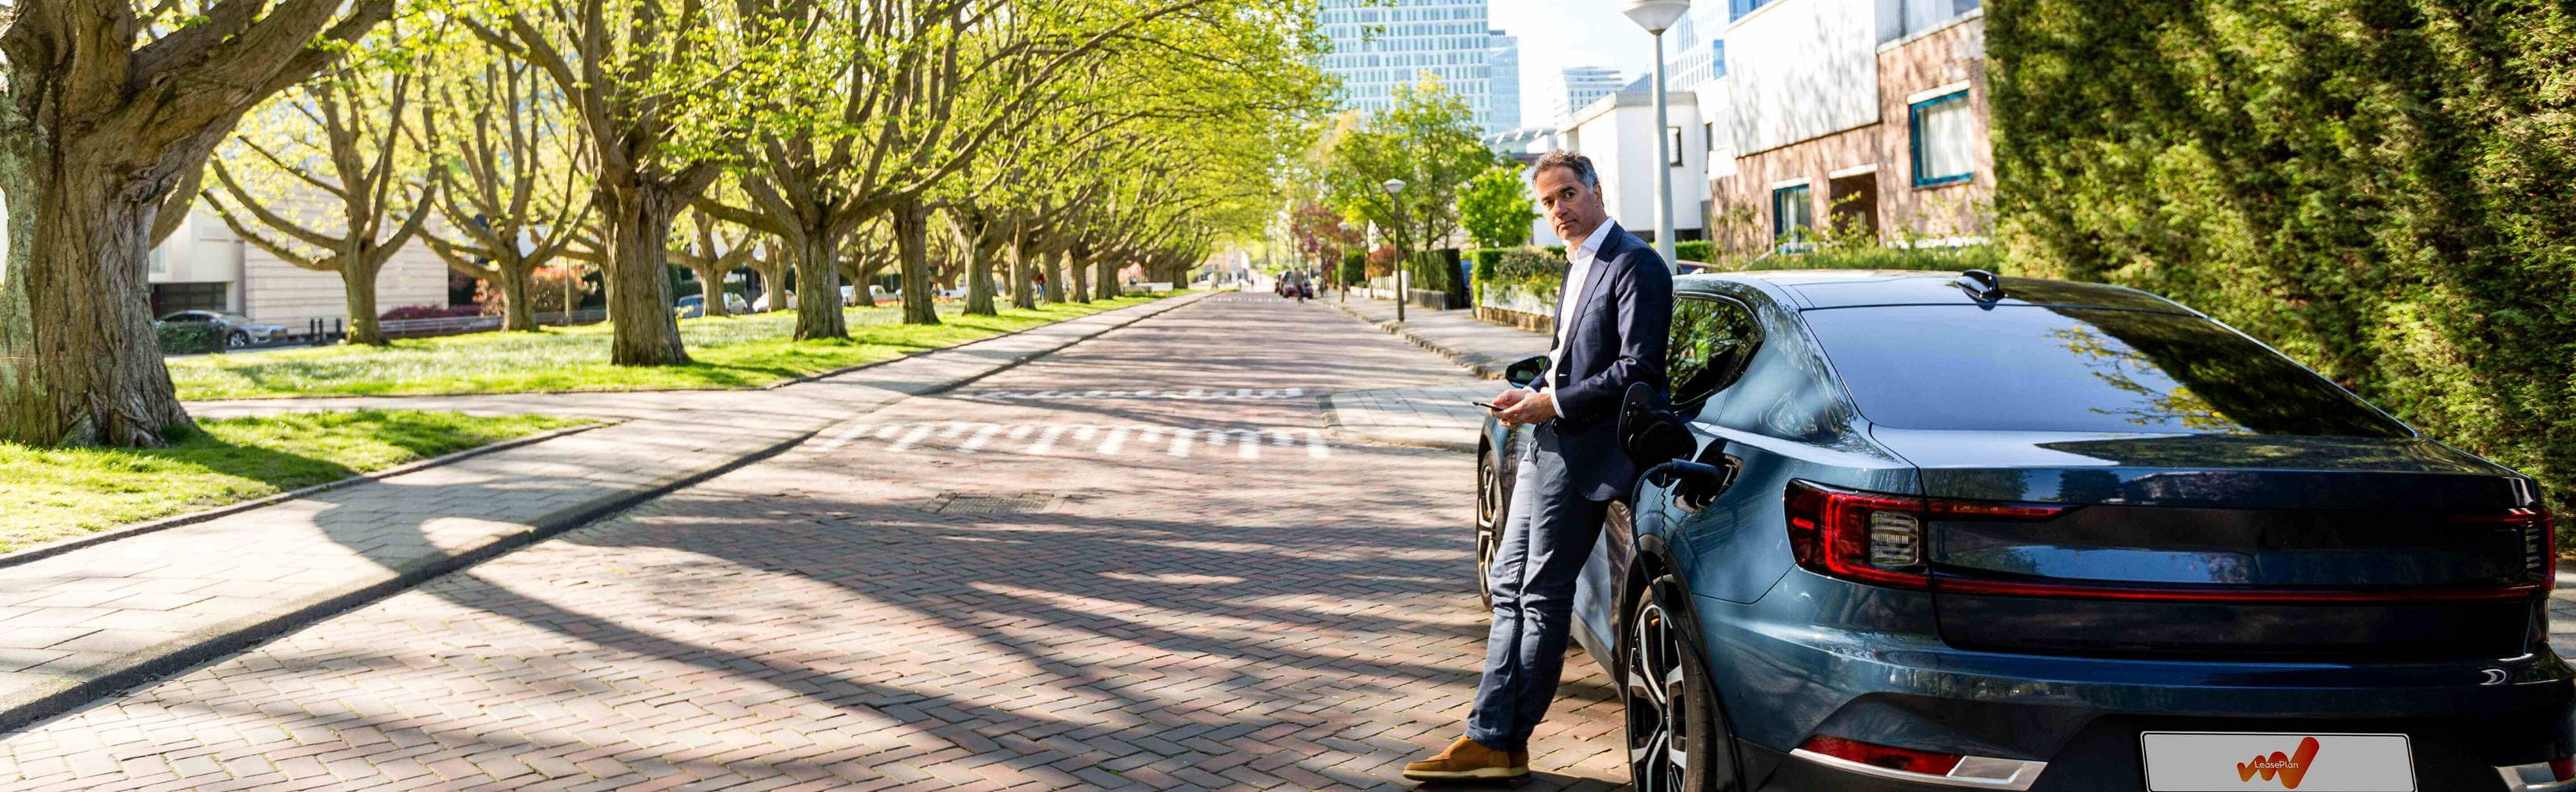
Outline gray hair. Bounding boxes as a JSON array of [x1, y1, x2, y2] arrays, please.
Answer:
[[1530, 150, 1599, 190]]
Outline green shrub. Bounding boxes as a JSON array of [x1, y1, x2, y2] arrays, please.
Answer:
[[1990, 0, 2576, 545], [1732, 244, 2004, 273], [1674, 240, 1713, 264], [1340, 249, 1365, 286], [156, 322, 221, 355]]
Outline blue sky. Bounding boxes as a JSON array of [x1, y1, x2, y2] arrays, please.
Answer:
[[1488, 0, 1662, 126]]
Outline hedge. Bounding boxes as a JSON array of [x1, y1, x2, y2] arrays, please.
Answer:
[[1674, 240, 1713, 265], [156, 322, 221, 355], [1340, 249, 1365, 287], [1989, 1, 2576, 538]]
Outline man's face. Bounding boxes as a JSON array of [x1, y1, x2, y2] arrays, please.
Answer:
[[1533, 165, 1607, 244]]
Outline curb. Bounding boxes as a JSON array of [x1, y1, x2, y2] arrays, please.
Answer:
[[1327, 302, 1511, 380], [1318, 389, 1478, 455], [1323, 426, 1477, 454], [187, 292, 1198, 403], [0, 292, 1213, 734], [0, 420, 620, 571]]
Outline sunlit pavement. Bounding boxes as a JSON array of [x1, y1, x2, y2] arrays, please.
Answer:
[[0, 293, 1627, 790]]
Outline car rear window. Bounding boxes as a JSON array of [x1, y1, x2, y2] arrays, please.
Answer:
[[1801, 305, 2410, 437]]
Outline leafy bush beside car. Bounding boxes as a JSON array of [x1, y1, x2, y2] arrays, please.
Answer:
[[156, 322, 221, 355]]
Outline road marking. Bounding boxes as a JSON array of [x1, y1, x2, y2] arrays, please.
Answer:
[[962, 388, 1306, 401], [811, 422, 1333, 459]]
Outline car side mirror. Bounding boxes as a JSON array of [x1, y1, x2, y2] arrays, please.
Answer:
[[1503, 355, 1547, 389], [1618, 381, 1695, 466]]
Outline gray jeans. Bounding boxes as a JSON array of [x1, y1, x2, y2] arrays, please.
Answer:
[[1465, 422, 1609, 752]]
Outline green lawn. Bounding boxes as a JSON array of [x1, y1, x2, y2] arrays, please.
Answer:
[[0, 410, 594, 552], [169, 296, 1170, 400]]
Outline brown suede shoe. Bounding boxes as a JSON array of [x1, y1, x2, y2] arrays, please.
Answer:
[[1401, 735, 1529, 781]]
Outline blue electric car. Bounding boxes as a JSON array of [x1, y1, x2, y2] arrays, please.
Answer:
[[1473, 270, 2574, 792]]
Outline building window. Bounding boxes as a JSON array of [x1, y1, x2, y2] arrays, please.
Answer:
[[1909, 90, 1974, 187], [1705, 122, 1717, 153], [1730, 0, 1773, 20], [1669, 127, 1684, 166], [1772, 183, 1813, 246]]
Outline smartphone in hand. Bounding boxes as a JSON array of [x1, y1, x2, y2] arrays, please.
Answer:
[[1470, 400, 1498, 411]]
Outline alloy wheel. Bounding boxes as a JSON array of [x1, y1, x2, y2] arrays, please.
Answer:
[[1626, 599, 1692, 792], [1474, 449, 1500, 608]]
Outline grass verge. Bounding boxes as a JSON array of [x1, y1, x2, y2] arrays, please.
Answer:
[[0, 410, 594, 552], [170, 295, 1174, 400]]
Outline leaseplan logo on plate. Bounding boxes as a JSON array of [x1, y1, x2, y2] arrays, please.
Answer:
[[2142, 732, 2411, 792], [2236, 736, 2320, 787]]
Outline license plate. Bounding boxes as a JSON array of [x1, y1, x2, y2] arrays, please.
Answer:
[[2140, 732, 2414, 791]]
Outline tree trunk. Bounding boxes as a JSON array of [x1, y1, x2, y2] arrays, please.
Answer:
[[1044, 248, 1070, 304], [686, 263, 730, 318], [499, 263, 539, 330], [964, 238, 998, 316], [0, 144, 196, 447], [894, 201, 940, 325], [1068, 253, 1091, 304], [1009, 234, 1036, 310], [1097, 253, 1120, 301], [603, 185, 691, 365], [792, 233, 848, 340], [340, 263, 388, 345]]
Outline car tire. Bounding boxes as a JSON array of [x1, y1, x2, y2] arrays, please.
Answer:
[[1475, 444, 1512, 611], [225, 331, 249, 349], [1624, 575, 1742, 792]]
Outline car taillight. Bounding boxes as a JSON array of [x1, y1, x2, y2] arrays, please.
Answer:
[[1784, 481, 1930, 590], [1783, 481, 2070, 591], [1797, 735, 1962, 775], [2455, 507, 2556, 590]]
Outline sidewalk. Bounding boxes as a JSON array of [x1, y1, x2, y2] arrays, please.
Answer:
[[0, 292, 1211, 733], [1319, 295, 1546, 455], [1327, 293, 1548, 379]]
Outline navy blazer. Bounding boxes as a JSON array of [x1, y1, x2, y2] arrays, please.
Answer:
[[1535, 222, 1674, 502]]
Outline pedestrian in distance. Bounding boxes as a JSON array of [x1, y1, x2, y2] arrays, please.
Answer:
[[1403, 149, 1675, 782]]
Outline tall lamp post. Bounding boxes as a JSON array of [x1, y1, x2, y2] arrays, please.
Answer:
[[1381, 178, 1409, 322], [1622, 0, 1690, 270]]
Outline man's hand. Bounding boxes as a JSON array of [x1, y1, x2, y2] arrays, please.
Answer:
[[1496, 390, 1557, 426]]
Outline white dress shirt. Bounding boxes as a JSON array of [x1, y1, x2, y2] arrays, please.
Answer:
[[1537, 220, 1617, 392]]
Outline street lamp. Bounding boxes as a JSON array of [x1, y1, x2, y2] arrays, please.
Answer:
[[1622, 0, 1689, 270], [1382, 178, 1408, 322]]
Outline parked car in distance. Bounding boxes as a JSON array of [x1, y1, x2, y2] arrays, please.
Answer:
[[1476, 269, 2576, 792], [155, 310, 288, 349], [751, 291, 793, 312], [673, 293, 749, 319]]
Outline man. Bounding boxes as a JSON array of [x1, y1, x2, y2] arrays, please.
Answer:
[[1404, 150, 1673, 781]]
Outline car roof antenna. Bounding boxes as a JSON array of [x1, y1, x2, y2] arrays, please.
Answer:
[[1952, 269, 2004, 302]]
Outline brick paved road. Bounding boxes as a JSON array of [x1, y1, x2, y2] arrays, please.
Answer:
[[0, 295, 1625, 791]]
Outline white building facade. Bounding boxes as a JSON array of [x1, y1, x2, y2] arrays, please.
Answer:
[[1548, 66, 1627, 124], [1317, 0, 1508, 133], [1485, 31, 1521, 132], [129, 207, 454, 330]]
